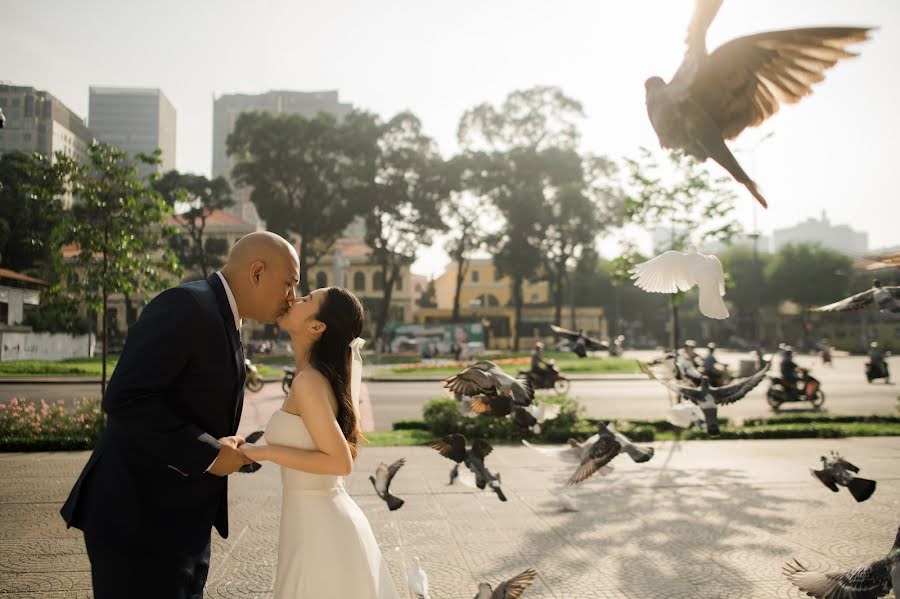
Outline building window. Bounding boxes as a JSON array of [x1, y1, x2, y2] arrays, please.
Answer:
[[353, 272, 365, 291], [0, 302, 7, 325], [316, 271, 327, 289], [373, 271, 384, 291], [472, 270, 480, 283]]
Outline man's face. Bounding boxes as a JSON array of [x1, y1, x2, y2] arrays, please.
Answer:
[[258, 256, 300, 323]]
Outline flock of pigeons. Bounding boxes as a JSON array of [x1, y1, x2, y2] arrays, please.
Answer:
[[387, 1, 896, 595]]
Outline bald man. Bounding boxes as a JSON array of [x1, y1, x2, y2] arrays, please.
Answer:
[[61, 232, 300, 599]]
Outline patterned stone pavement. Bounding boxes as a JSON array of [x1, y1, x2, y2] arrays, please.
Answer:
[[0, 437, 897, 598]]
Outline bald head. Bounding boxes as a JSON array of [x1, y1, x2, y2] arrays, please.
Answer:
[[221, 232, 300, 324]]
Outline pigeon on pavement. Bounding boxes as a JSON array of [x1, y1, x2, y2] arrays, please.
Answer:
[[369, 458, 406, 511], [812, 452, 877, 503], [812, 279, 900, 315], [475, 567, 539, 599], [631, 246, 729, 319], [445, 361, 534, 407], [407, 556, 430, 599], [783, 525, 899, 599], [639, 360, 769, 436], [425, 434, 507, 501], [644, 0, 872, 207]]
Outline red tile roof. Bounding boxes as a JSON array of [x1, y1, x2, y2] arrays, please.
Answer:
[[0, 268, 48, 286]]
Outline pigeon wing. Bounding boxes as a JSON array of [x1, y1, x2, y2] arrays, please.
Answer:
[[631, 250, 697, 294], [669, 0, 724, 95], [384, 458, 406, 489], [835, 457, 860, 473], [565, 437, 621, 486], [691, 27, 873, 141], [521, 440, 582, 464], [549, 324, 580, 342], [715, 362, 770, 405], [583, 334, 609, 351], [492, 567, 538, 599], [424, 434, 467, 463], [812, 468, 840, 492], [471, 439, 494, 460], [509, 376, 535, 407], [613, 431, 655, 463], [444, 366, 497, 396], [638, 360, 698, 398], [783, 558, 892, 599], [812, 288, 876, 313], [469, 394, 513, 417]]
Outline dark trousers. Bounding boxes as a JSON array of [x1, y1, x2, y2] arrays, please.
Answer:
[[84, 530, 211, 599]]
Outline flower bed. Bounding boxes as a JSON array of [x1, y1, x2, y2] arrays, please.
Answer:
[[0, 398, 106, 451]]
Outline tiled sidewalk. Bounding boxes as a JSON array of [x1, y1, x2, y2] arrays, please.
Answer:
[[0, 437, 897, 598]]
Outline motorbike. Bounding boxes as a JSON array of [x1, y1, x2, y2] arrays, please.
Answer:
[[244, 358, 264, 392], [518, 360, 570, 395], [282, 365, 296, 395], [865, 360, 891, 383], [766, 367, 825, 411], [701, 363, 733, 387]]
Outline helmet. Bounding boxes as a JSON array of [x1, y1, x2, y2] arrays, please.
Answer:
[[870, 341, 879, 348], [684, 339, 696, 348], [535, 341, 544, 349], [707, 342, 716, 350]]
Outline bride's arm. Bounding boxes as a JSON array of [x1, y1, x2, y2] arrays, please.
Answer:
[[239, 371, 353, 476]]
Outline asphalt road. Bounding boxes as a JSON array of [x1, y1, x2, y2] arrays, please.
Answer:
[[2, 352, 895, 431]]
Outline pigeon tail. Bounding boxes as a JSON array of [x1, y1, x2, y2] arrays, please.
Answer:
[[846, 477, 876, 502], [700, 131, 769, 208], [385, 493, 406, 511], [698, 283, 729, 319], [492, 485, 508, 502]]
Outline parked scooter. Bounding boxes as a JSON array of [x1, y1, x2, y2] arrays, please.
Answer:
[[518, 360, 571, 395], [244, 359, 264, 392], [766, 367, 825, 411], [282, 365, 296, 395]]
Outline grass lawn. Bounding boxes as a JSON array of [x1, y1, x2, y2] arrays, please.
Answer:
[[373, 355, 640, 378], [0, 356, 120, 376]]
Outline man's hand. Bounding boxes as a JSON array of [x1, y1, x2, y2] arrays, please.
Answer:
[[208, 435, 251, 476]]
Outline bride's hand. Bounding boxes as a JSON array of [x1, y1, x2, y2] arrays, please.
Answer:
[[239, 443, 269, 462]]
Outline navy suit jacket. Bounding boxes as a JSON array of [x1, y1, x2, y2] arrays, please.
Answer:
[[60, 274, 246, 555]]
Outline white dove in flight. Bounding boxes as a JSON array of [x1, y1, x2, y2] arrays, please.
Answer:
[[630, 246, 729, 319]]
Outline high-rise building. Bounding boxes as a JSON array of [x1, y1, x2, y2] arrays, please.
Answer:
[[772, 211, 868, 256], [88, 87, 176, 178], [0, 84, 92, 163], [211, 90, 353, 227]]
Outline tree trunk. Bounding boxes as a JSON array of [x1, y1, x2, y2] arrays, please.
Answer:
[[670, 296, 680, 353], [375, 259, 395, 341], [451, 253, 467, 322], [299, 233, 310, 295], [123, 292, 138, 328], [553, 262, 564, 327], [512, 275, 523, 351]]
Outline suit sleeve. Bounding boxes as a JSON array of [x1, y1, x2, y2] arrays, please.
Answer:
[[103, 287, 221, 478]]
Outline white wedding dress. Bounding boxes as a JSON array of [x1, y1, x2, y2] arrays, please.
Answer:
[[264, 408, 400, 599]]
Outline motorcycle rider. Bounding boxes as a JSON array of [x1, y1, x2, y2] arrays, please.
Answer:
[[677, 339, 702, 384], [779, 346, 803, 397], [530, 341, 554, 385], [868, 342, 890, 382], [703, 342, 728, 386]]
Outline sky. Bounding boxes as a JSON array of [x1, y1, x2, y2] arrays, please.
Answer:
[[3, 0, 899, 277]]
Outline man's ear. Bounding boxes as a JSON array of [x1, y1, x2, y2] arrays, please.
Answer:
[[249, 260, 265, 287]]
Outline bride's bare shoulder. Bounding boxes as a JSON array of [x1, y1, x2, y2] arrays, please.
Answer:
[[285, 367, 337, 415]]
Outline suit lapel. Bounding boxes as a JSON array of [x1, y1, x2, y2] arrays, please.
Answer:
[[207, 274, 246, 430]]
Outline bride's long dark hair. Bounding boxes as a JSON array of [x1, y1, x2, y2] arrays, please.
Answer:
[[309, 287, 366, 458]]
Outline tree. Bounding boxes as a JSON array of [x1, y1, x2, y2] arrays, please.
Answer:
[[347, 111, 451, 339], [457, 86, 587, 349], [766, 244, 852, 308], [0, 151, 69, 278], [154, 170, 234, 279], [226, 111, 360, 294], [57, 142, 181, 395], [622, 148, 742, 350]]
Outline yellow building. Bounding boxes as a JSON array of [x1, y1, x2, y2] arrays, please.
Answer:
[[416, 258, 606, 350]]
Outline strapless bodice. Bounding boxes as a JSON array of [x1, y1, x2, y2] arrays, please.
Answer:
[[264, 409, 343, 493]]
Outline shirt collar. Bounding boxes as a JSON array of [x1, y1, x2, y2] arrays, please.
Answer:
[[215, 271, 242, 331]]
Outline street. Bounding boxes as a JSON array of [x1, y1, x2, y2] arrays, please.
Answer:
[[2, 352, 895, 431]]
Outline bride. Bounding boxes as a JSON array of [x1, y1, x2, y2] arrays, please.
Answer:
[[239, 286, 400, 599]]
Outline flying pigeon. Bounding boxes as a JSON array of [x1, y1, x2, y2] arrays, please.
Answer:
[[521, 436, 614, 477], [644, 0, 872, 207], [425, 434, 507, 501], [812, 279, 900, 315], [630, 246, 729, 319], [565, 422, 654, 486], [470, 396, 563, 434], [0, 107, 5, 129], [475, 567, 539, 599], [666, 401, 706, 430], [783, 525, 899, 599], [445, 361, 534, 407], [639, 360, 769, 436], [369, 458, 406, 511], [407, 556, 430, 599], [550, 324, 609, 356], [812, 452, 877, 503]]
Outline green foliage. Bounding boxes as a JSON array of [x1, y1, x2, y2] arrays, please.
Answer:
[[0, 397, 106, 451], [0, 356, 119, 376], [154, 170, 234, 278], [764, 243, 853, 307], [0, 151, 69, 278]]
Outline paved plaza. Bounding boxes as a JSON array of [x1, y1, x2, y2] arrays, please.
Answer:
[[0, 437, 897, 598]]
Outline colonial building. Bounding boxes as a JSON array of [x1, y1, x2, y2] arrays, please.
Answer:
[[415, 258, 606, 350]]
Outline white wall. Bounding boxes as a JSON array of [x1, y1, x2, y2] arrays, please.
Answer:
[[0, 332, 95, 362]]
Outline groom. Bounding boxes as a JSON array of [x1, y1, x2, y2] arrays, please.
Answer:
[[61, 232, 300, 599]]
